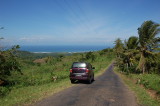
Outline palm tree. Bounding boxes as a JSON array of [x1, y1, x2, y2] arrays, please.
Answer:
[[125, 36, 139, 50], [114, 38, 124, 58], [122, 36, 139, 73], [114, 38, 124, 69], [124, 36, 139, 65], [137, 20, 160, 74]]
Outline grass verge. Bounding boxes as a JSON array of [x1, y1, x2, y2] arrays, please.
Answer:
[[114, 67, 160, 106], [1, 79, 72, 106]]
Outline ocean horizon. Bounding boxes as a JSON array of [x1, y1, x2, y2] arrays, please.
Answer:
[[19, 45, 111, 53]]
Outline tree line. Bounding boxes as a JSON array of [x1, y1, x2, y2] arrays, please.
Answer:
[[114, 20, 160, 74]]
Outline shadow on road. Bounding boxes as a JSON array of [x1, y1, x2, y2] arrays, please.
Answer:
[[71, 80, 95, 84]]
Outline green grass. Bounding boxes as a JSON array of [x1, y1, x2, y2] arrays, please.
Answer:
[[0, 79, 72, 106], [115, 68, 160, 106], [0, 51, 115, 106], [129, 74, 160, 92]]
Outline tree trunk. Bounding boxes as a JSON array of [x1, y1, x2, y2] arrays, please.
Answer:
[[142, 50, 146, 74], [126, 63, 129, 74], [142, 64, 145, 74], [137, 51, 146, 74]]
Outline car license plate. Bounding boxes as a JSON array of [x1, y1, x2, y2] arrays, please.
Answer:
[[76, 75, 81, 77]]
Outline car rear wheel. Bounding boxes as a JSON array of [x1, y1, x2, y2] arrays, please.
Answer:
[[88, 77, 92, 84], [71, 80, 75, 84], [92, 74, 94, 81]]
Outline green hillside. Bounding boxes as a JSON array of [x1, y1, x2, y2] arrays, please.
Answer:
[[0, 48, 115, 106]]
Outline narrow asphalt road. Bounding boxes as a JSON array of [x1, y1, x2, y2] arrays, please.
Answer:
[[33, 63, 137, 106]]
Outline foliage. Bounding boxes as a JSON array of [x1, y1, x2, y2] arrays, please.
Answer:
[[0, 45, 22, 84], [114, 38, 124, 58], [137, 20, 160, 74], [125, 36, 139, 49], [0, 86, 9, 97], [85, 51, 96, 62], [136, 74, 160, 92], [114, 20, 160, 105], [114, 20, 160, 74]]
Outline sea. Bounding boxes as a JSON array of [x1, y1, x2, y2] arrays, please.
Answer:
[[19, 45, 110, 53]]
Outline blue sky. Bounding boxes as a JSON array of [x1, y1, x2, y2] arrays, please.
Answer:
[[0, 0, 160, 46]]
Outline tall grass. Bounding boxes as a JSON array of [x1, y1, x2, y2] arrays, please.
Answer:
[[128, 74, 160, 93]]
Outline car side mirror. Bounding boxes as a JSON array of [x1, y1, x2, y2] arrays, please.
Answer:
[[92, 67, 95, 69]]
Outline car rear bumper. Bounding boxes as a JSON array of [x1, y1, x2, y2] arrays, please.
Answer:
[[70, 77, 88, 80], [70, 74, 88, 80]]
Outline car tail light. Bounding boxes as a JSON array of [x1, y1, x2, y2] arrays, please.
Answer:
[[70, 69, 72, 73], [86, 69, 89, 73]]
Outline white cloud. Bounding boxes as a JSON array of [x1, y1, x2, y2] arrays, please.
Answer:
[[19, 37, 45, 41]]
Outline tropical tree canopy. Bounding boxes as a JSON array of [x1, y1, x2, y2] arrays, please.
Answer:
[[114, 38, 124, 57], [115, 20, 160, 74], [0, 38, 22, 83], [138, 20, 160, 51], [137, 20, 160, 73], [125, 36, 139, 50]]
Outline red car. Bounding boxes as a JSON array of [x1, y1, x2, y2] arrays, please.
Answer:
[[69, 62, 95, 84]]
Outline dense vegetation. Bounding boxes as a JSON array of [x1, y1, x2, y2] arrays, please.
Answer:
[[114, 20, 160, 74], [0, 45, 22, 91], [114, 20, 160, 102]]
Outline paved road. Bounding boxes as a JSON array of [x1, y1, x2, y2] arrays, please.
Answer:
[[33, 63, 137, 106]]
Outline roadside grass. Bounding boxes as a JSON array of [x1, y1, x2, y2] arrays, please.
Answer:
[[0, 51, 115, 106], [114, 67, 160, 106], [0, 79, 72, 106], [129, 74, 160, 93]]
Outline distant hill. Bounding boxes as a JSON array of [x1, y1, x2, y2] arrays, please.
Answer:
[[14, 50, 73, 60]]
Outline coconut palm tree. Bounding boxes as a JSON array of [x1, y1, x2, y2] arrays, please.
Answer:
[[125, 36, 139, 62], [137, 20, 160, 74], [122, 36, 139, 73], [125, 36, 139, 50]]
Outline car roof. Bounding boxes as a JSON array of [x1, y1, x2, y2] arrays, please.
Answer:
[[73, 62, 88, 64]]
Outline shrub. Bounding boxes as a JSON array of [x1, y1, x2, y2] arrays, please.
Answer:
[[0, 45, 22, 84], [0, 87, 9, 97], [85, 52, 96, 62]]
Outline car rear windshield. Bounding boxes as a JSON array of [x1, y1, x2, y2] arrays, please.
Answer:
[[72, 63, 86, 68]]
